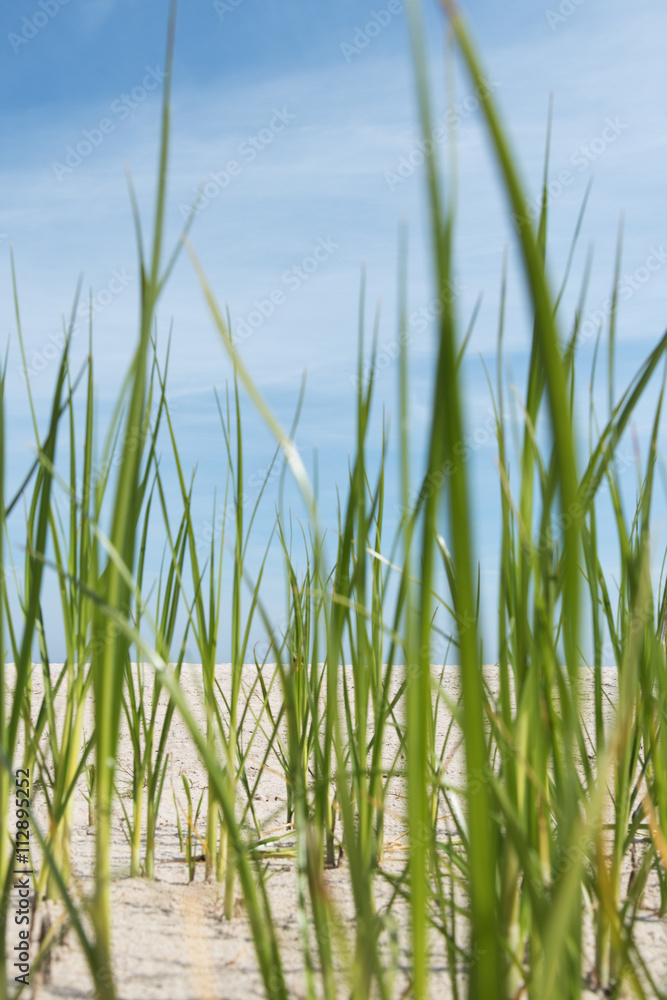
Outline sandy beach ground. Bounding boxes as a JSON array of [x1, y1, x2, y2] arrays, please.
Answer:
[[11, 664, 667, 999]]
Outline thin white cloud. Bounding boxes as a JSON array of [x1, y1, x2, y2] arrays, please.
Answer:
[[2, 0, 667, 417], [77, 0, 117, 34]]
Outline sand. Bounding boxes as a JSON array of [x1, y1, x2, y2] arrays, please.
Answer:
[[11, 664, 667, 999]]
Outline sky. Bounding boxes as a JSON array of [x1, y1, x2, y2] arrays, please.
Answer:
[[2, 0, 667, 662]]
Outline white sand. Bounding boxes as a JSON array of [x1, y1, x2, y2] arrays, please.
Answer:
[[11, 664, 667, 999]]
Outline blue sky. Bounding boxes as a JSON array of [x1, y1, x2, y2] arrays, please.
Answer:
[[2, 0, 667, 661]]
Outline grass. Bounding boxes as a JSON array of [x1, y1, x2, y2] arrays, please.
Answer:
[[1, 1, 667, 998]]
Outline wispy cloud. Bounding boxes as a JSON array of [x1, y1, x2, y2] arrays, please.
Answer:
[[78, 0, 117, 34]]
